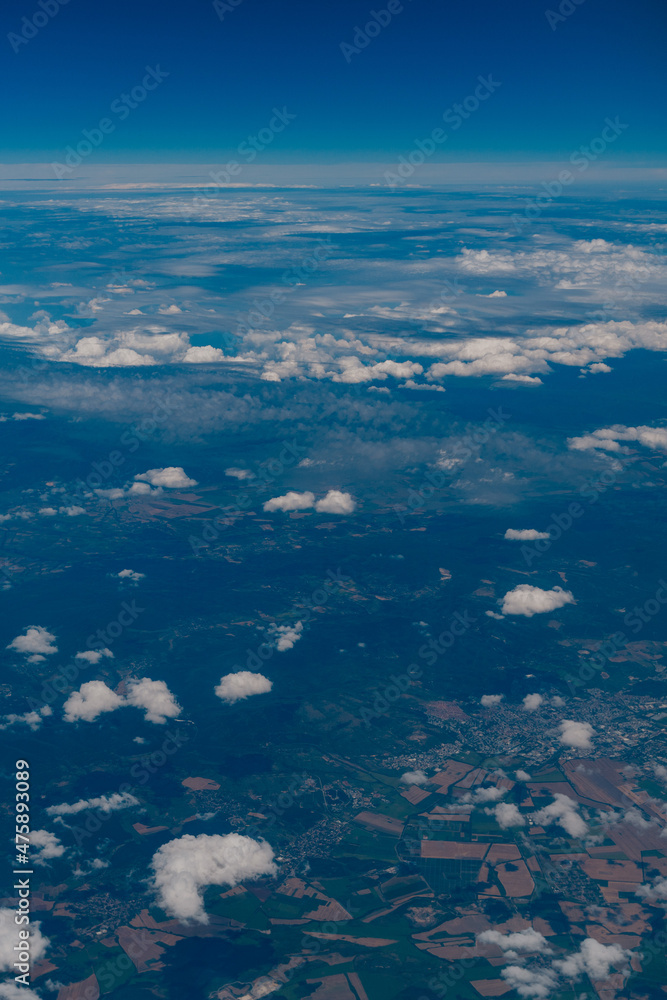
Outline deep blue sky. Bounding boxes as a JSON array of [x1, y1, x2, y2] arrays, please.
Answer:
[[1, 0, 665, 161]]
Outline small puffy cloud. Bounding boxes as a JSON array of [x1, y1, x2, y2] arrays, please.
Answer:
[[225, 467, 254, 480], [532, 793, 588, 838], [637, 875, 667, 901], [588, 362, 612, 374], [480, 694, 503, 707], [183, 345, 225, 363], [477, 290, 507, 297], [559, 719, 594, 749], [466, 785, 506, 804], [127, 481, 153, 495], [516, 769, 531, 781], [500, 966, 557, 999], [30, 830, 66, 864], [215, 671, 272, 704], [74, 648, 113, 664], [150, 833, 277, 922], [63, 680, 124, 723], [116, 568, 146, 582], [60, 505, 85, 516], [400, 770, 429, 785], [552, 938, 630, 980], [314, 490, 356, 514], [39, 507, 57, 516], [654, 764, 667, 784], [501, 374, 543, 384], [491, 802, 526, 829], [478, 927, 550, 959], [7, 625, 58, 658], [46, 792, 139, 816], [135, 467, 197, 488], [263, 491, 315, 512], [522, 693, 543, 711], [504, 528, 549, 541], [95, 487, 125, 500], [0, 706, 51, 732], [126, 678, 181, 724], [270, 622, 303, 651], [0, 909, 49, 971], [158, 304, 182, 314], [501, 584, 575, 617]]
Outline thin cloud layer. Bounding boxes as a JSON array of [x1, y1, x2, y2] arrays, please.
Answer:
[[46, 792, 139, 816]]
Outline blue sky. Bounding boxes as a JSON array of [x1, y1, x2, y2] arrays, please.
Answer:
[[1, 0, 665, 161]]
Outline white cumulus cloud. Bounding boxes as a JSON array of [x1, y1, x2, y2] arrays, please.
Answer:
[[215, 671, 273, 704], [135, 467, 197, 488], [478, 927, 550, 959], [74, 648, 113, 664], [125, 678, 181, 724], [559, 719, 594, 749], [314, 490, 356, 514], [263, 491, 315, 512], [269, 622, 303, 651], [552, 937, 630, 980], [504, 528, 550, 541], [400, 770, 429, 785], [501, 584, 575, 617], [63, 681, 124, 723], [30, 830, 66, 864], [150, 833, 277, 922], [531, 793, 588, 838], [491, 802, 526, 829], [0, 909, 49, 971], [500, 966, 557, 999], [522, 693, 543, 711], [116, 568, 146, 582], [480, 694, 503, 707], [7, 626, 57, 658]]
